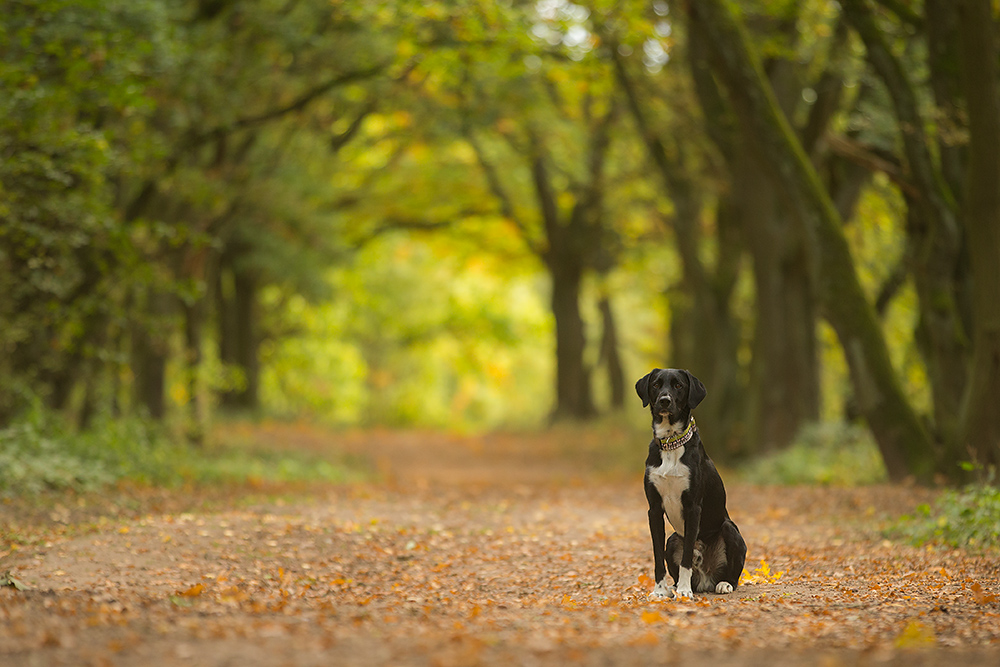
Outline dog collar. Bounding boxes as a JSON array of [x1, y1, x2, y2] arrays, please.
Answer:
[[658, 417, 697, 451]]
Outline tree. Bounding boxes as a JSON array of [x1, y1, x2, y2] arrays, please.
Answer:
[[954, 0, 1000, 470], [682, 0, 936, 480]]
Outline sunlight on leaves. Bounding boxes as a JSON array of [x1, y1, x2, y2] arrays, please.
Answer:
[[740, 559, 784, 585]]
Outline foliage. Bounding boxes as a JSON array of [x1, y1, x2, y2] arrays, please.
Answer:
[[890, 483, 1000, 550], [739, 421, 888, 486], [0, 404, 363, 496]]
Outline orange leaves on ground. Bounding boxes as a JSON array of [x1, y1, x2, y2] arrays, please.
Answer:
[[970, 582, 998, 604], [176, 583, 205, 598], [640, 610, 664, 624], [740, 559, 783, 585]]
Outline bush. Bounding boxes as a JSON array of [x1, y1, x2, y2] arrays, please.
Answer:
[[0, 405, 363, 496], [738, 421, 888, 486], [890, 483, 1000, 549]]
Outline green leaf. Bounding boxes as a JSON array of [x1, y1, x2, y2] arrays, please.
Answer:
[[1, 570, 28, 591]]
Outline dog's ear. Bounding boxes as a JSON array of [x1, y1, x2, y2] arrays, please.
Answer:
[[635, 370, 655, 408], [685, 370, 707, 410]]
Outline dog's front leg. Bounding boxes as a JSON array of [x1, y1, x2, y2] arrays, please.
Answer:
[[676, 499, 702, 600], [647, 507, 673, 599]]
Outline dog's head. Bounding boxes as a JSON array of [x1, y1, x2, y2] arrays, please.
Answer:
[[635, 368, 706, 424]]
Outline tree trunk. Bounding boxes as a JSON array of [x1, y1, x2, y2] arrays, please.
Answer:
[[547, 253, 595, 420], [231, 264, 260, 411], [685, 0, 936, 481], [215, 251, 259, 412], [734, 135, 820, 452], [609, 37, 745, 451], [841, 0, 969, 454], [183, 297, 205, 444], [597, 292, 625, 411], [955, 0, 1000, 472], [131, 288, 171, 420], [215, 258, 239, 408]]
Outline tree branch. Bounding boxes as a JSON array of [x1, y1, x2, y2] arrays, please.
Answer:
[[840, 0, 958, 232], [824, 133, 919, 197], [871, 0, 924, 29], [465, 130, 545, 257]]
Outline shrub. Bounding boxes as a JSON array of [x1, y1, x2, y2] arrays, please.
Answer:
[[738, 421, 888, 486], [890, 483, 1000, 549], [0, 405, 363, 497]]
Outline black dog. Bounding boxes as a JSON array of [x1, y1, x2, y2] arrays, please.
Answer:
[[636, 368, 746, 599]]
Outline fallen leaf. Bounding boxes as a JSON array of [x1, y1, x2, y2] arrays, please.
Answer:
[[177, 583, 205, 597], [1, 570, 27, 591]]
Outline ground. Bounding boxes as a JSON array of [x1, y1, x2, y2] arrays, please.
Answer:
[[2, 424, 999, 666]]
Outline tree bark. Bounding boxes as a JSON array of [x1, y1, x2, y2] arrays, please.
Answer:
[[131, 287, 171, 420], [609, 35, 745, 451], [231, 264, 260, 411], [841, 0, 969, 452], [597, 293, 625, 410], [734, 137, 819, 452], [215, 251, 259, 412], [685, 0, 936, 481], [955, 0, 1000, 471]]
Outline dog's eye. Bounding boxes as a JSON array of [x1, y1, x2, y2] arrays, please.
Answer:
[[673, 382, 682, 390], [652, 381, 661, 390]]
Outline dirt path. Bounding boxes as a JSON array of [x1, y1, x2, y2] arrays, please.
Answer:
[[2, 426, 999, 665]]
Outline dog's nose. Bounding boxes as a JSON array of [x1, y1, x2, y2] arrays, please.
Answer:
[[657, 395, 672, 408]]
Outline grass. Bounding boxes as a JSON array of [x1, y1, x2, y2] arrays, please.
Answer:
[[0, 405, 369, 498]]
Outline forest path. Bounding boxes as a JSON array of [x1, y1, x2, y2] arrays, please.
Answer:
[[2, 425, 1000, 666]]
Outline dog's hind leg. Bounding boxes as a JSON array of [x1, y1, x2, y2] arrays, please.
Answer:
[[663, 532, 683, 592], [717, 519, 747, 594]]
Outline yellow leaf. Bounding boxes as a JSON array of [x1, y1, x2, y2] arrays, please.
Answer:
[[740, 559, 784, 585], [895, 620, 936, 648], [641, 610, 664, 624]]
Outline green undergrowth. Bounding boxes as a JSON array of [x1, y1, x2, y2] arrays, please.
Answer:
[[888, 482, 1000, 550], [738, 421, 888, 486], [0, 407, 368, 498]]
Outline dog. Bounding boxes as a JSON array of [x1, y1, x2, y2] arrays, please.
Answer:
[[636, 368, 746, 599]]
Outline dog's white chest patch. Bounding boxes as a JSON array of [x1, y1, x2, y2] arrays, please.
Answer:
[[647, 449, 690, 536]]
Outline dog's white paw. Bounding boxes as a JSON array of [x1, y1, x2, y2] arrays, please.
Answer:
[[674, 586, 694, 600], [715, 581, 734, 594], [650, 580, 676, 600]]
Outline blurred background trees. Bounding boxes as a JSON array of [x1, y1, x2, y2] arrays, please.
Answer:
[[2, 0, 999, 482]]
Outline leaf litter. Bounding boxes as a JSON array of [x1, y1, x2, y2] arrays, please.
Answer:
[[1, 425, 999, 665]]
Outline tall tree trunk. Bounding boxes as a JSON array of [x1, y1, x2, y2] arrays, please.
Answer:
[[183, 297, 205, 444], [734, 136, 819, 452], [231, 264, 260, 411], [215, 256, 239, 408], [955, 0, 1000, 471], [131, 287, 171, 420], [609, 37, 745, 451], [841, 0, 969, 454], [685, 0, 936, 481], [216, 251, 259, 412], [597, 291, 625, 410], [547, 253, 595, 420], [181, 246, 208, 444]]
